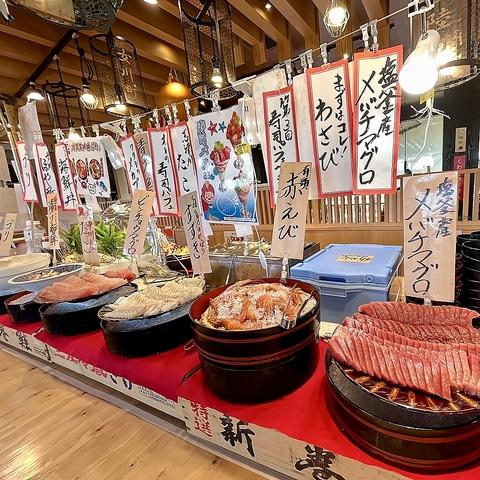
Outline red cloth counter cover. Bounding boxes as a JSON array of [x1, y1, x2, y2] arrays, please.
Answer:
[[1, 313, 480, 479]]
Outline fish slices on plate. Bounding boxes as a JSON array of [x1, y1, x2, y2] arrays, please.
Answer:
[[103, 277, 205, 320], [35, 272, 128, 303]]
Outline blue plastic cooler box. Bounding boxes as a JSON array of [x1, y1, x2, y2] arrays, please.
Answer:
[[291, 244, 403, 324]]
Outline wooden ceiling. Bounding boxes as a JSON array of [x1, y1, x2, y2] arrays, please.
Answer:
[[0, 0, 390, 137]]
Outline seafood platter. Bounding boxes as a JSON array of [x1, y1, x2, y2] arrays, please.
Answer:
[[190, 278, 320, 403], [34, 269, 136, 335], [99, 276, 205, 357], [326, 301, 480, 471], [205, 240, 319, 289]]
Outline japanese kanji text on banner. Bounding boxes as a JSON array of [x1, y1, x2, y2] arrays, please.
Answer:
[[403, 172, 458, 303]]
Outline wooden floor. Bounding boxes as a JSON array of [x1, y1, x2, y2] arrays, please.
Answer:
[[0, 349, 265, 480]]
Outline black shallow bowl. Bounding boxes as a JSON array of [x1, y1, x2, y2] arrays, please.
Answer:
[[39, 285, 136, 336], [463, 266, 480, 282], [100, 300, 194, 357], [463, 241, 480, 261], [462, 254, 480, 272], [5, 292, 39, 324], [190, 278, 320, 403], [326, 351, 480, 472]]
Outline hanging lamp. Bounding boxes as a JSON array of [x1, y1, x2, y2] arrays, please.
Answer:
[[179, 0, 236, 99], [73, 33, 99, 110], [413, 0, 480, 90], [43, 55, 90, 131], [89, 31, 149, 117], [9, 0, 123, 29], [323, 0, 350, 38]]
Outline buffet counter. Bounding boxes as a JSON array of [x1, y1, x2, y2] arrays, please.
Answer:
[[1, 313, 480, 480]]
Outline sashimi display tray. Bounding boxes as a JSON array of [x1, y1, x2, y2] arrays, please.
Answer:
[[39, 285, 137, 336], [99, 300, 194, 357], [326, 350, 480, 472]]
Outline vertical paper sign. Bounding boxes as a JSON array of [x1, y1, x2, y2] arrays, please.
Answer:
[[252, 69, 287, 159], [65, 138, 111, 197], [120, 134, 147, 193], [54, 143, 78, 210], [353, 46, 403, 194], [33, 142, 59, 208], [179, 191, 212, 274], [123, 189, 155, 258], [293, 73, 320, 200], [134, 131, 159, 216], [271, 162, 311, 260], [15, 141, 38, 202], [189, 106, 257, 224], [78, 206, 100, 266], [169, 123, 199, 196], [0, 213, 17, 256], [307, 59, 354, 197], [403, 172, 458, 303], [46, 193, 59, 250], [18, 101, 42, 159], [148, 128, 180, 216], [263, 85, 300, 207]]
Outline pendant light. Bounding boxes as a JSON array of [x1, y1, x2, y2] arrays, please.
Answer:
[[73, 33, 99, 110], [399, 30, 440, 95], [323, 0, 350, 38], [179, 0, 236, 99], [156, 68, 196, 121], [412, 0, 480, 90], [90, 31, 149, 117], [26, 82, 44, 102]]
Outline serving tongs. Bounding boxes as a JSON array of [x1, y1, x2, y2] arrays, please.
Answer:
[[279, 284, 314, 330]]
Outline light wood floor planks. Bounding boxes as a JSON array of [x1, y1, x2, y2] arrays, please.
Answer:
[[0, 349, 265, 480]]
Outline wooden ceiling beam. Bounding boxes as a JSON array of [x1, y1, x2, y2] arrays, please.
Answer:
[[116, 0, 184, 50], [227, 0, 287, 43], [268, 0, 317, 47], [3, 6, 185, 72], [311, 0, 329, 14], [360, 0, 384, 20]]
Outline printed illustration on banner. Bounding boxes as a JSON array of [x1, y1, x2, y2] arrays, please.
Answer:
[[189, 106, 257, 223], [65, 137, 111, 198]]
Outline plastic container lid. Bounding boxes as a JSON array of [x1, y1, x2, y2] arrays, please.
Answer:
[[291, 244, 403, 286]]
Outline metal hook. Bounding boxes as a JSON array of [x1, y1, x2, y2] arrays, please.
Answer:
[[360, 23, 370, 52], [320, 43, 328, 65], [369, 20, 379, 52]]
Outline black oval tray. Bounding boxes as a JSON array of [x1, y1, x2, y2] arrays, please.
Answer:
[[39, 285, 137, 336], [5, 292, 40, 324], [100, 300, 195, 357]]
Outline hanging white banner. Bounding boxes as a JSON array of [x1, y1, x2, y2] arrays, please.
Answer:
[[293, 72, 320, 200], [65, 137, 111, 198], [32, 142, 60, 208], [189, 105, 257, 224], [18, 101, 42, 159], [353, 45, 403, 194], [263, 85, 300, 207], [15, 141, 38, 202], [120, 134, 147, 193], [307, 59, 354, 197], [148, 127, 180, 217], [252, 68, 287, 161], [53, 142, 78, 211], [403, 172, 458, 303], [134, 131, 160, 216], [168, 122, 199, 196]]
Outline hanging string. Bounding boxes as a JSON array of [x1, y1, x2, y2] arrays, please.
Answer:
[[34, 2, 414, 136]]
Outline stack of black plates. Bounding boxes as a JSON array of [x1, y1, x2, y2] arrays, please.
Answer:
[[461, 239, 480, 311]]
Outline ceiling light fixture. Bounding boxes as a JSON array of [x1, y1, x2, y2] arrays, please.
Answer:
[[399, 29, 440, 95], [323, 0, 350, 38], [26, 82, 44, 102], [211, 57, 223, 88], [265, 2, 272, 10], [80, 84, 99, 110], [143, 0, 159, 3]]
